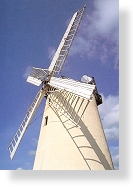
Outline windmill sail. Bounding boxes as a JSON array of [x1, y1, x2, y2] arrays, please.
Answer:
[[48, 5, 86, 77], [49, 77, 95, 100], [26, 5, 86, 85], [27, 67, 50, 86], [8, 88, 46, 160]]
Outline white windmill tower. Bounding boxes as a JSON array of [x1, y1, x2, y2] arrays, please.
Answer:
[[8, 5, 114, 170]]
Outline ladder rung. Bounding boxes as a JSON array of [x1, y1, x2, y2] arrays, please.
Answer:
[[75, 13, 82, 20], [60, 52, 67, 56], [58, 54, 65, 57], [69, 28, 76, 33], [73, 18, 80, 24], [65, 38, 72, 42], [62, 44, 70, 47], [61, 49, 68, 52], [77, 7, 84, 14], [72, 21, 79, 27], [67, 33, 74, 38]]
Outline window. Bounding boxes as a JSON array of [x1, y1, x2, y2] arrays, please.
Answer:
[[44, 116, 48, 126]]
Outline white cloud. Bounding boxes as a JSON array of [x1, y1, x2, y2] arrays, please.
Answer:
[[16, 162, 32, 170], [48, 46, 56, 59], [104, 126, 119, 142], [28, 150, 36, 156], [31, 138, 38, 147], [16, 167, 23, 170], [98, 94, 119, 143], [27, 138, 38, 157], [104, 104, 119, 126], [99, 95, 119, 120], [23, 65, 32, 79], [48, 1, 118, 68], [69, 0, 119, 68], [112, 153, 119, 170], [98, 94, 119, 169], [110, 146, 119, 170], [92, 0, 119, 37], [82, 0, 119, 41]]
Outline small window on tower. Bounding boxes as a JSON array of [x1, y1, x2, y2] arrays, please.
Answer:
[[43, 116, 48, 126]]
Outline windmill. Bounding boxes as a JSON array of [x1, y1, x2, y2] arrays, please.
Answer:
[[8, 5, 114, 170]]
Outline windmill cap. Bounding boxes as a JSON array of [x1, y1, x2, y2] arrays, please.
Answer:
[[81, 75, 93, 83]]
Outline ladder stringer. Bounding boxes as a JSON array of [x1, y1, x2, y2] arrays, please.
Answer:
[[8, 88, 46, 160]]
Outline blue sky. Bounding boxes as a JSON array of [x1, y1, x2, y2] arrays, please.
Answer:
[[0, 0, 119, 170]]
